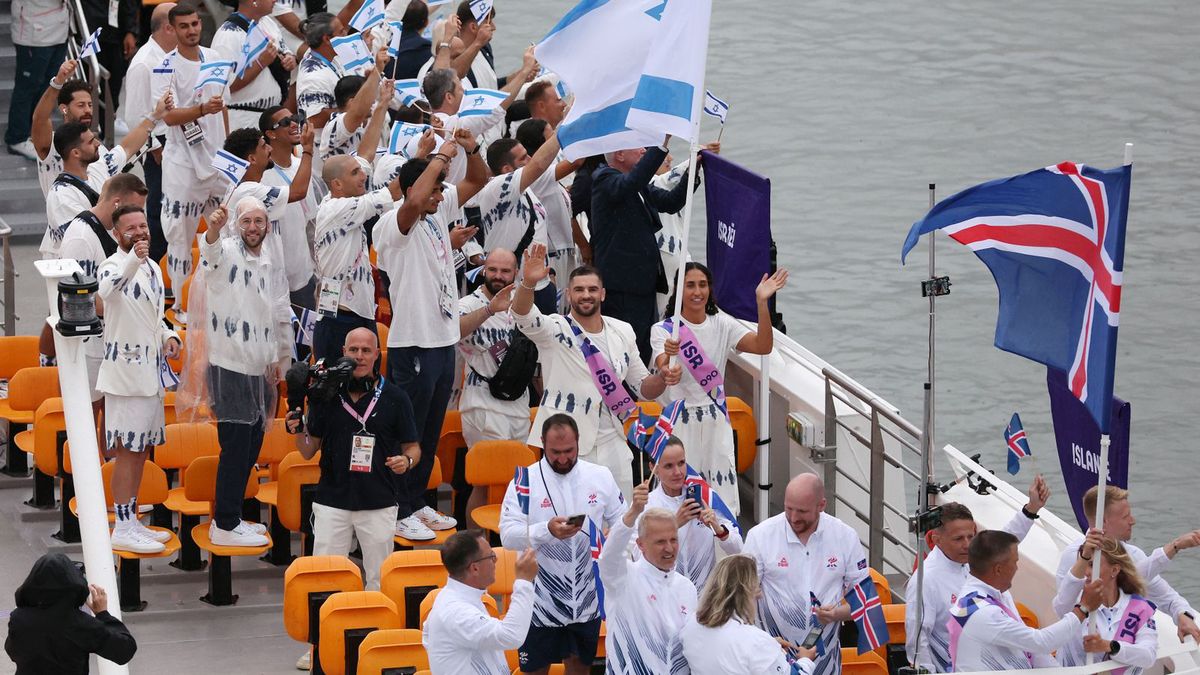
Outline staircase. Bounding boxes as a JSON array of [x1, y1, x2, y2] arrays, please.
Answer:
[[0, 0, 48, 239]]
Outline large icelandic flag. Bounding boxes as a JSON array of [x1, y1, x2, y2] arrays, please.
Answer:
[[1004, 412, 1031, 475], [625, 0, 712, 141], [332, 34, 373, 74], [211, 149, 249, 185], [901, 162, 1131, 433], [235, 20, 272, 77], [845, 576, 890, 654], [348, 0, 385, 33], [587, 517, 606, 619], [458, 88, 507, 117]]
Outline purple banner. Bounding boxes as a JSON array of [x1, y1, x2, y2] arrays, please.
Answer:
[[702, 150, 772, 321], [1047, 368, 1130, 531]]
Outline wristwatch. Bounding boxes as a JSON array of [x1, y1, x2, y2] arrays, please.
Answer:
[[1021, 505, 1040, 520], [1109, 639, 1120, 655]]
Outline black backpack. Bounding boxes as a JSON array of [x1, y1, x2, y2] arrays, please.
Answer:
[[472, 329, 539, 402]]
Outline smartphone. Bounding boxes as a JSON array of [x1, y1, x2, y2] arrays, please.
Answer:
[[566, 514, 586, 527], [685, 483, 704, 505], [800, 624, 823, 649]]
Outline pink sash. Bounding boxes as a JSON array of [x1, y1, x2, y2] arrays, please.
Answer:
[[661, 318, 729, 420], [1104, 595, 1155, 674], [566, 318, 635, 422], [948, 592, 1033, 668]]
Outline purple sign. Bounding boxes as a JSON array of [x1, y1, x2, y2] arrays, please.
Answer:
[[1046, 368, 1130, 531], [702, 150, 772, 321]]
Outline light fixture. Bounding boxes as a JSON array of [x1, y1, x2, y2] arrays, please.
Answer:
[[56, 272, 102, 337]]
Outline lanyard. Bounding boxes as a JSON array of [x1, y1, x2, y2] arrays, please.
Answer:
[[340, 380, 383, 432]]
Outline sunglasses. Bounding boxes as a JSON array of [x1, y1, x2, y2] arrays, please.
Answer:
[[269, 113, 305, 130]]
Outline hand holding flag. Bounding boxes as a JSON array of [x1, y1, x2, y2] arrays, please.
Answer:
[[845, 576, 890, 654], [467, 0, 493, 23], [332, 34, 373, 74], [393, 78, 424, 107], [458, 88, 507, 117], [79, 28, 103, 60], [349, 0, 385, 32], [194, 60, 236, 93], [235, 21, 273, 77]]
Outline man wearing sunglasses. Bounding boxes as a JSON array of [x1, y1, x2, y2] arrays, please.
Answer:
[[260, 106, 322, 309]]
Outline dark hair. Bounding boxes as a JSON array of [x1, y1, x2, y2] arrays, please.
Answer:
[[53, 121, 91, 159], [168, 1, 198, 24], [222, 127, 263, 161], [334, 75, 366, 109], [568, 264, 603, 286], [393, 103, 426, 125], [422, 68, 458, 110], [57, 80, 92, 107], [400, 0, 429, 31], [503, 100, 529, 138], [937, 502, 974, 527], [665, 262, 718, 317], [112, 204, 146, 226], [258, 105, 288, 132], [456, 0, 494, 25], [303, 12, 336, 49], [516, 118, 549, 155], [486, 138, 520, 175], [524, 80, 553, 108], [967, 530, 1018, 576], [441, 529, 487, 578], [396, 158, 445, 194], [541, 413, 579, 441], [101, 173, 149, 199]]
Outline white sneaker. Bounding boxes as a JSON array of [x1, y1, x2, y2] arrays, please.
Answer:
[[240, 520, 267, 535], [7, 139, 37, 161], [394, 515, 436, 541], [135, 521, 172, 543], [295, 647, 311, 671], [414, 506, 457, 531], [209, 521, 268, 547], [111, 527, 166, 554]]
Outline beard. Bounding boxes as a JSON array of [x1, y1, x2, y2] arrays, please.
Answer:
[[570, 299, 599, 317], [484, 275, 509, 295]]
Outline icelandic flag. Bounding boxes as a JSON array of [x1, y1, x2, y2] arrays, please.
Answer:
[[235, 20, 272, 77], [211, 149, 249, 185], [702, 90, 729, 124], [626, 0, 713, 142], [684, 465, 739, 534], [645, 399, 684, 464], [625, 410, 656, 454], [388, 121, 430, 155], [194, 60, 235, 92], [808, 592, 827, 658], [1005, 412, 1031, 475], [386, 21, 403, 60], [79, 28, 102, 60], [467, 0, 493, 23], [332, 34, 373, 74], [845, 576, 890, 654], [513, 466, 530, 514], [348, 0, 385, 33], [458, 88, 507, 117], [587, 516, 606, 619], [393, 78, 424, 107], [901, 162, 1131, 434]]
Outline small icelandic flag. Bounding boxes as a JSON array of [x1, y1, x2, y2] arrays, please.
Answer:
[[845, 576, 890, 654], [702, 89, 729, 124], [386, 21, 403, 60], [625, 410, 655, 454], [79, 28, 102, 60], [645, 399, 684, 463], [808, 591, 827, 658], [393, 78, 424, 107], [587, 516, 606, 618], [684, 465, 739, 534], [513, 466, 530, 514], [388, 121, 430, 155], [467, 0, 493, 23], [211, 149, 249, 185], [331, 34, 373, 74], [235, 20, 272, 77], [1005, 412, 1031, 475], [349, 0, 385, 32], [458, 88, 506, 117], [194, 60, 236, 92]]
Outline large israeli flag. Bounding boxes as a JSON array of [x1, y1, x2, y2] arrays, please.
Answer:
[[458, 88, 506, 117], [626, 0, 712, 141]]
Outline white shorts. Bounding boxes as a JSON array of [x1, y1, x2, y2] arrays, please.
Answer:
[[103, 394, 166, 452], [461, 405, 531, 449]]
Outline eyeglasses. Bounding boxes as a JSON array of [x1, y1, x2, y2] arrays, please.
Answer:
[[269, 114, 304, 130], [471, 552, 498, 565]]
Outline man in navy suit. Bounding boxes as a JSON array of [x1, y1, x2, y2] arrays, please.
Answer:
[[590, 140, 715, 361]]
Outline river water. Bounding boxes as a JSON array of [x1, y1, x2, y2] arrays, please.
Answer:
[[495, 0, 1200, 597]]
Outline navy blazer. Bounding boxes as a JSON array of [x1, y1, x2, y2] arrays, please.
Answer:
[[590, 147, 690, 294], [389, 30, 433, 81]]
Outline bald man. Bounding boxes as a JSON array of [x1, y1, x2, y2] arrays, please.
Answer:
[[311, 155, 404, 361], [742, 473, 871, 675], [120, 1, 176, 261], [288, 327, 421, 589]]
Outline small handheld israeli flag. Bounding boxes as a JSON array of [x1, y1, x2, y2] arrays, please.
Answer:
[[458, 88, 506, 117], [349, 0, 385, 33], [235, 20, 272, 77], [388, 121, 430, 155], [79, 28, 103, 60], [468, 0, 493, 23], [152, 53, 175, 75], [555, 78, 569, 100], [194, 60, 236, 92], [212, 149, 249, 185], [702, 90, 729, 124], [393, 79, 424, 106], [386, 21, 404, 60], [332, 34, 373, 74], [1005, 412, 1032, 475], [159, 357, 180, 390]]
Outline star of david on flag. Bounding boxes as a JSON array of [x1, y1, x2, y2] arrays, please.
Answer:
[[211, 149, 249, 186], [1004, 412, 1031, 475], [348, 0, 385, 32], [195, 60, 236, 92], [388, 121, 430, 155], [332, 34, 373, 74], [845, 576, 889, 654], [467, 0, 493, 23], [79, 28, 103, 60], [901, 161, 1131, 433], [393, 78, 424, 107], [235, 20, 271, 77], [386, 21, 404, 60], [702, 89, 729, 124], [458, 88, 506, 117]]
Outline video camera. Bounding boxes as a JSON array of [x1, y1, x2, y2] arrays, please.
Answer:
[[284, 356, 356, 433]]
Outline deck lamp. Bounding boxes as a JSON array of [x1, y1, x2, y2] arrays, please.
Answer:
[[56, 272, 102, 337]]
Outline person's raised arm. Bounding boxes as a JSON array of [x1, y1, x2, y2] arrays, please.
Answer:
[[33, 60, 79, 159], [392, 138, 460, 235], [204, 205, 229, 245], [595, 142, 669, 204], [435, 16, 462, 74], [511, 243, 547, 318], [555, 156, 584, 182], [459, 284, 513, 336], [736, 270, 788, 355], [517, 133, 560, 193], [229, 40, 279, 93], [288, 124, 316, 203], [496, 46, 537, 111], [118, 91, 171, 158], [356, 75, 394, 161], [449, 16, 488, 78], [453, 128, 489, 203], [343, 50, 386, 132], [334, 0, 367, 32]]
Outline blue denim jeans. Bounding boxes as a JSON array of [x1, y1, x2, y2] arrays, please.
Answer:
[[387, 344, 455, 518], [5, 43, 67, 146]]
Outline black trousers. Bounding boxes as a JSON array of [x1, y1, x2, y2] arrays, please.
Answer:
[[602, 290, 658, 363], [209, 365, 269, 530]]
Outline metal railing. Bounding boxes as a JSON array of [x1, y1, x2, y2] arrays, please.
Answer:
[[64, 0, 115, 139], [0, 218, 15, 335]]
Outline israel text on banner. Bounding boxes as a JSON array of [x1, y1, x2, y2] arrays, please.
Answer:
[[348, 0, 385, 33], [703, 150, 772, 321], [236, 20, 272, 77], [458, 88, 507, 117], [1047, 368, 1130, 531], [393, 78, 423, 106], [902, 162, 1131, 433], [332, 34, 373, 74], [194, 60, 236, 92], [702, 89, 729, 124], [212, 149, 250, 185], [626, 0, 714, 142]]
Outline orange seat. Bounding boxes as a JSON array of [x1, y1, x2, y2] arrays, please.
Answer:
[[882, 603, 906, 645], [487, 547, 519, 614], [0, 336, 41, 381], [1016, 601, 1039, 628], [159, 422, 221, 517], [621, 400, 663, 436], [0, 366, 60, 426], [275, 451, 322, 557], [102, 461, 180, 611], [29, 398, 67, 476], [418, 587, 499, 627], [284, 555, 364, 669], [356, 628, 429, 673], [435, 409, 464, 495], [841, 648, 888, 675], [465, 441, 535, 535], [869, 568, 893, 605], [379, 550, 448, 629], [184, 455, 270, 605], [727, 396, 757, 474], [318, 591, 401, 675], [394, 457, 455, 548]]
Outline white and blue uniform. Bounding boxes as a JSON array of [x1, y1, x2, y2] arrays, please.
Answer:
[[598, 518, 697, 675], [949, 575, 1082, 671], [1056, 536, 1191, 620], [1052, 580, 1157, 673], [643, 485, 742, 592], [680, 616, 812, 675]]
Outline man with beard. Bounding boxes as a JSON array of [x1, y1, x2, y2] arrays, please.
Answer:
[[95, 205, 180, 553], [499, 414, 625, 675], [742, 473, 870, 675], [197, 197, 291, 547], [374, 130, 483, 541], [511, 243, 678, 496]]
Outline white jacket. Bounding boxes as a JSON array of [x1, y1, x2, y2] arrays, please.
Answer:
[[95, 248, 178, 397], [642, 486, 742, 592], [680, 616, 811, 675], [422, 577, 535, 675]]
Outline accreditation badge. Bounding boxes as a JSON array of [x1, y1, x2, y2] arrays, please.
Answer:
[[349, 434, 375, 472], [317, 278, 343, 317]]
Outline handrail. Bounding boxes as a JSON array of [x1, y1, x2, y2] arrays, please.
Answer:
[[0, 218, 14, 335], [824, 365, 922, 438], [64, 0, 114, 139]]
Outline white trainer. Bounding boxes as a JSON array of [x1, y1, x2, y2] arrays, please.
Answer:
[[414, 506, 457, 531], [135, 521, 172, 543], [240, 520, 267, 535], [111, 527, 166, 554], [210, 521, 268, 547], [7, 139, 37, 161], [394, 515, 436, 541], [295, 647, 311, 670]]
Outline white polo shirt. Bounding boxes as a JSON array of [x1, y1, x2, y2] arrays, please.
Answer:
[[680, 617, 811, 675], [422, 577, 535, 675], [949, 575, 1080, 671], [642, 485, 742, 592], [313, 180, 393, 320]]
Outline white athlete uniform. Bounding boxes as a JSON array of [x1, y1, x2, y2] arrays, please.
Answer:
[[457, 289, 530, 447], [1052, 581, 1157, 672], [1056, 536, 1191, 619], [642, 485, 742, 592], [680, 616, 812, 675], [422, 577, 535, 675], [949, 575, 1082, 671]]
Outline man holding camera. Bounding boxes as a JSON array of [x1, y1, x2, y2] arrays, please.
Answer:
[[287, 327, 421, 590]]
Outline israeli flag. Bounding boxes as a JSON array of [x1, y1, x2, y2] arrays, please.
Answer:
[[235, 20, 272, 77], [467, 0, 493, 23], [349, 0, 385, 33], [152, 53, 175, 75], [159, 357, 180, 390], [79, 27, 102, 60], [555, 78, 569, 100], [386, 21, 404, 60], [625, 0, 713, 141], [393, 78, 424, 106], [332, 34, 373, 74], [702, 89, 729, 124], [388, 121, 430, 155], [194, 60, 236, 92], [458, 88, 506, 117], [211, 149, 250, 185], [425, 0, 452, 6]]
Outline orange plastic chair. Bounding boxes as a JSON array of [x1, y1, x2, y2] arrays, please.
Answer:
[[275, 451, 322, 556], [727, 396, 758, 474], [841, 648, 888, 675], [1016, 601, 1040, 628], [157, 421, 221, 569], [869, 568, 893, 605], [0, 336, 41, 381], [0, 366, 60, 427], [356, 628, 429, 674], [435, 410, 465, 515], [183, 455, 271, 605], [318, 591, 401, 675], [418, 587, 499, 627], [28, 397, 67, 477], [394, 457, 455, 549], [882, 603, 906, 645], [487, 547, 519, 614], [284, 556, 364, 668], [465, 441, 535, 534], [103, 461, 180, 611], [379, 549, 448, 629]]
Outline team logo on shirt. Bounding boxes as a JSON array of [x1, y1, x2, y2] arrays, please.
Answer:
[[950, 593, 958, 604], [826, 556, 839, 569], [778, 557, 789, 568], [679, 605, 688, 616], [648, 594, 657, 602], [540, 498, 552, 509], [587, 492, 597, 505], [857, 558, 868, 570]]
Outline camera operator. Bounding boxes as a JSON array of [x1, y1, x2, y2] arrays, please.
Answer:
[[286, 327, 421, 590]]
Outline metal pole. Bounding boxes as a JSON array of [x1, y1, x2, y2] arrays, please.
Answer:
[[755, 353, 770, 523], [912, 183, 936, 670]]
